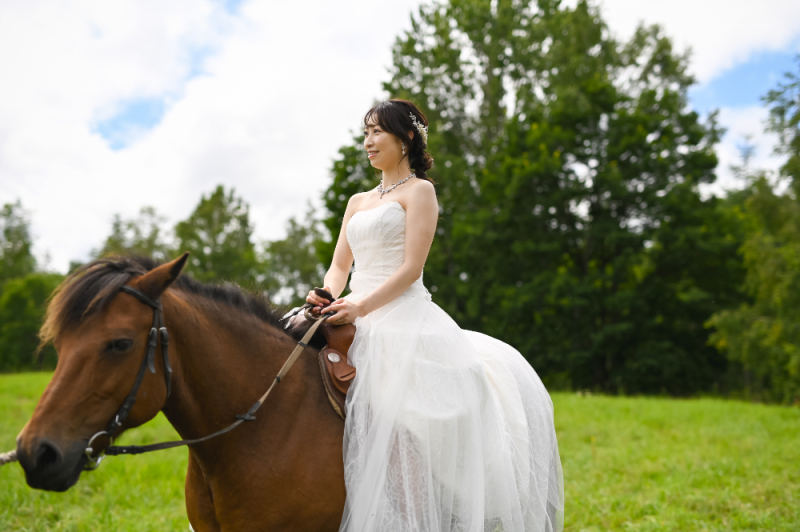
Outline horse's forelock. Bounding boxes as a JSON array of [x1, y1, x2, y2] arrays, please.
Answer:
[[38, 257, 150, 350]]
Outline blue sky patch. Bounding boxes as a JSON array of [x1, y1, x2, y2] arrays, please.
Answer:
[[222, 0, 246, 14], [93, 97, 167, 150], [690, 47, 800, 114], [186, 45, 217, 79]]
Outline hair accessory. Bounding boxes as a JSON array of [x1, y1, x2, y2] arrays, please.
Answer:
[[409, 113, 428, 144]]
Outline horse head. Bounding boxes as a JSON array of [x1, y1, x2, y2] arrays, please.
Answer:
[[16, 253, 188, 491]]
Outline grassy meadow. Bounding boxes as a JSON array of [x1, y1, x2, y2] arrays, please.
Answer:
[[1, 372, 798, 531]]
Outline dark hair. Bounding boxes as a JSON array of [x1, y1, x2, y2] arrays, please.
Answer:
[[363, 99, 434, 180]]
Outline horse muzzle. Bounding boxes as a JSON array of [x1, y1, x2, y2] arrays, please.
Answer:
[[16, 437, 87, 492]]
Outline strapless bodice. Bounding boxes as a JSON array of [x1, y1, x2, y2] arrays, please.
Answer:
[[345, 201, 429, 299], [339, 201, 564, 532]]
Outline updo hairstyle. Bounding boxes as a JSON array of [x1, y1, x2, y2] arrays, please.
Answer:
[[363, 99, 434, 180]]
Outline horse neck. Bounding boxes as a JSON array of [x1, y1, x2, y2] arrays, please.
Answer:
[[159, 290, 306, 451]]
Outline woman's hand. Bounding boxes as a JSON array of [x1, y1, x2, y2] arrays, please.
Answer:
[[306, 285, 333, 315], [325, 298, 365, 325]]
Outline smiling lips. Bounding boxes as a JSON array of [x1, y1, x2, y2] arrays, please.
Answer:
[[368, 151, 379, 159]]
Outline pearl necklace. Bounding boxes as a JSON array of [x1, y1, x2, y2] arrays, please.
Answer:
[[377, 172, 415, 198]]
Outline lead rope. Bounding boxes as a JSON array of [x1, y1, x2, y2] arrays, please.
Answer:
[[0, 450, 16, 466]]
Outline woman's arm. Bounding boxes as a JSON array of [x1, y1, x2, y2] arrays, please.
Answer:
[[321, 194, 360, 299], [326, 181, 438, 323]]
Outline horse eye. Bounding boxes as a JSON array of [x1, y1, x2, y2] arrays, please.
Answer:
[[106, 339, 133, 353]]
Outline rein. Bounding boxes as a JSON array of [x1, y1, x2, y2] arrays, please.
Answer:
[[83, 284, 330, 470]]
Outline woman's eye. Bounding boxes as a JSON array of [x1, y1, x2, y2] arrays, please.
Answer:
[[106, 339, 133, 353]]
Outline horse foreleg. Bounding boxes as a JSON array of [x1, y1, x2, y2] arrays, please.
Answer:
[[186, 452, 221, 532]]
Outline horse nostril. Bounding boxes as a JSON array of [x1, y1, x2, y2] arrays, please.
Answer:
[[35, 441, 61, 470]]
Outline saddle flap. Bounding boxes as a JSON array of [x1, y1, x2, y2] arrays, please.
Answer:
[[322, 347, 356, 395], [318, 349, 346, 419]]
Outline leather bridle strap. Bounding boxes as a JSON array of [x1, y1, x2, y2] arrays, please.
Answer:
[[119, 285, 173, 398], [103, 311, 330, 456], [84, 285, 174, 469]]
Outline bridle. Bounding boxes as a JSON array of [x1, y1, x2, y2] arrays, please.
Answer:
[[83, 285, 171, 470], [83, 283, 331, 471]]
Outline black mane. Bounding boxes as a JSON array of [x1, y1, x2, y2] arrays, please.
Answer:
[[42, 254, 304, 344]]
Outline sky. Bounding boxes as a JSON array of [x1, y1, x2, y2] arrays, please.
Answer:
[[1, 0, 799, 273]]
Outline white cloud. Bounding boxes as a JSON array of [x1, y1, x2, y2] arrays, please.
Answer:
[[0, 0, 424, 272], [588, 1, 797, 199], [704, 105, 783, 196], [596, 0, 800, 83], [2, 0, 798, 273]]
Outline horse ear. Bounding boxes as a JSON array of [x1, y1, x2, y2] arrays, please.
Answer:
[[135, 252, 190, 300]]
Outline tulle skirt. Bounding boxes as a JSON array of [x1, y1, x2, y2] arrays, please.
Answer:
[[339, 277, 564, 532]]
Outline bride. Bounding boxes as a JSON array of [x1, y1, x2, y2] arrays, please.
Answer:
[[307, 99, 564, 532]]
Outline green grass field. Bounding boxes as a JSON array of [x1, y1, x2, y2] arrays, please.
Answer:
[[1, 373, 798, 531]]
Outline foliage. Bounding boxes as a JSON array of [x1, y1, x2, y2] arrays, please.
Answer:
[[262, 205, 327, 307], [0, 202, 60, 372], [0, 200, 37, 289], [87, 187, 323, 304], [3, 372, 799, 530], [174, 185, 263, 288], [91, 206, 171, 262], [706, 59, 800, 404], [0, 273, 63, 372], [0, 186, 325, 374], [764, 57, 800, 190], [320, 0, 744, 394]]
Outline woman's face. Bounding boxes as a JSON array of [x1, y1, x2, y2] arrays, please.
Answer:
[[363, 117, 403, 171]]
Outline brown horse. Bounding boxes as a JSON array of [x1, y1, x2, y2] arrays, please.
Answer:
[[15, 253, 346, 531]]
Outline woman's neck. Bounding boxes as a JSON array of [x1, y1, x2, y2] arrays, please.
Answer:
[[381, 164, 414, 187]]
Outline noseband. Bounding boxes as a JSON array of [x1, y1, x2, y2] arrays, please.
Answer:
[[84, 283, 332, 471], [84, 285, 173, 470]]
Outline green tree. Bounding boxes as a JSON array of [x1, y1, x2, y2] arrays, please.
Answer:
[[174, 185, 262, 287], [262, 205, 326, 307], [0, 200, 37, 289], [765, 57, 800, 192], [92, 206, 171, 261], [0, 272, 63, 372], [707, 59, 800, 403], [321, 0, 743, 394]]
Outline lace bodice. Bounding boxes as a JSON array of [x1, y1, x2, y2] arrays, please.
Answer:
[[345, 201, 429, 299]]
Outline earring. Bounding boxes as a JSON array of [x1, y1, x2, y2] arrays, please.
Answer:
[[401, 143, 406, 156]]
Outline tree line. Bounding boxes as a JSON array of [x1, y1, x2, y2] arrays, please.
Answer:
[[0, 187, 323, 372], [1, 0, 799, 404], [319, 0, 800, 402]]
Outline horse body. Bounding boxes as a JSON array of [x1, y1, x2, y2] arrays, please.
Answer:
[[160, 290, 347, 531], [16, 255, 346, 531]]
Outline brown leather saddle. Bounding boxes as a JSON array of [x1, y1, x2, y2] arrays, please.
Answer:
[[282, 288, 356, 419]]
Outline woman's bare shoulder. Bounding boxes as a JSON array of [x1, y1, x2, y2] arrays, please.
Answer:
[[347, 191, 374, 211], [406, 179, 437, 206], [410, 178, 435, 195]]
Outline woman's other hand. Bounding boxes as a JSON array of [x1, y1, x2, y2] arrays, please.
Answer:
[[325, 298, 365, 325], [306, 285, 333, 314]]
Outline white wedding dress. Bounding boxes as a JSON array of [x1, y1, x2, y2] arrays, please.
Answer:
[[338, 200, 564, 532]]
